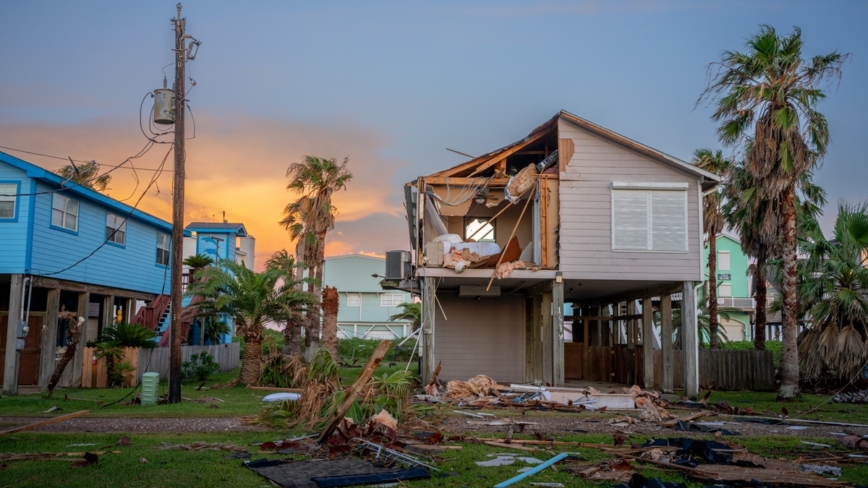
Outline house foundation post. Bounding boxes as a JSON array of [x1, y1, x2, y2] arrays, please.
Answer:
[[683, 282, 699, 398], [642, 297, 654, 389], [421, 277, 436, 384], [626, 301, 636, 385], [39, 289, 61, 390], [552, 272, 564, 387], [660, 294, 674, 393], [3, 274, 25, 394], [71, 292, 90, 388]]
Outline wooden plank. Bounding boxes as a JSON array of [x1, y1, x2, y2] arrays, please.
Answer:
[[558, 138, 575, 173], [0, 410, 91, 437], [318, 340, 391, 443], [641, 297, 654, 388], [582, 311, 589, 383], [468, 130, 548, 177], [423, 176, 511, 186]]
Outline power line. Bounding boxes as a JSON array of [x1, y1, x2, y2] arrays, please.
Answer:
[[0, 145, 169, 172]]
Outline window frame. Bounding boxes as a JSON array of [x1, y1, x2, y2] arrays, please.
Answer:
[[463, 216, 495, 242], [106, 212, 127, 247], [0, 180, 20, 222], [719, 283, 732, 297], [50, 193, 79, 234], [156, 233, 171, 267], [610, 182, 688, 253], [718, 250, 731, 271], [346, 293, 361, 307], [380, 293, 405, 307]]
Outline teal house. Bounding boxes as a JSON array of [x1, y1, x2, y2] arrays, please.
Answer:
[[323, 255, 414, 340], [702, 233, 755, 341]]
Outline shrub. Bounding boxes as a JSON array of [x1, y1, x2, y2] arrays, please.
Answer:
[[182, 352, 221, 381], [338, 338, 416, 366], [723, 340, 783, 369]]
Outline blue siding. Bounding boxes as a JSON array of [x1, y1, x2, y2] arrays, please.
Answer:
[[194, 232, 235, 263], [324, 255, 411, 325], [338, 291, 409, 323], [29, 182, 172, 294], [0, 165, 31, 274]]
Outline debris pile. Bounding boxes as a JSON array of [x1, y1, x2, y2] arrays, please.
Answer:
[[833, 389, 868, 404]]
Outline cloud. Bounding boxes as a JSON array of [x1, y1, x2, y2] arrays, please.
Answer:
[[0, 110, 411, 270]]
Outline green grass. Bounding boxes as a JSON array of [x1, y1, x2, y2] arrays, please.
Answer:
[[0, 363, 419, 419], [698, 389, 868, 424], [4, 431, 867, 487]]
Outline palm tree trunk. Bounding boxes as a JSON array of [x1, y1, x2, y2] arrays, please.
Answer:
[[754, 257, 767, 351], [708, 237, 719, 349], [322, 286, 339, 360], [283, 312, 303, 357], [304, 234, 326, 362], [239, 337, 262, 386], [778, 189, 800, 400], [46, 316, 81, 398]]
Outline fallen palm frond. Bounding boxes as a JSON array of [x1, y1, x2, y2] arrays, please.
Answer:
[[157, 442, 245, 452], [0, 451, 120, 462]]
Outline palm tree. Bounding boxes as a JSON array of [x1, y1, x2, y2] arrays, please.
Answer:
[[265, 250, 314, 356], [795, 204, 868, 382], [281, 156, 353, 361], [186, 260, 314, 385], [183, 253, 213, 276], [702, 26, 847, 400], [693, 149, 733, 349], [389, 302, 421, 332], [56, 161, 111, 192]]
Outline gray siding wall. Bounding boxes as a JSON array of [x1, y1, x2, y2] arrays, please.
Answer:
[[434, 292, 525, 384], [558, 119, 702, 281]]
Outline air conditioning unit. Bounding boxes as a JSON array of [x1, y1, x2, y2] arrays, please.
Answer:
[[385, 250, 411, 281]]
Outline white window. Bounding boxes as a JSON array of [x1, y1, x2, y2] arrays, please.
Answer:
[[611, 185, 687, 252], [156, 233, 170, 266], [718, 251, 731, 271], [51, 194, 79, 231], [380, 294, 404, 307], [106, 213, 126, 245], [0, 183, 17, 219], [719, 283, 732, 297], [347, 293, 361, 307]]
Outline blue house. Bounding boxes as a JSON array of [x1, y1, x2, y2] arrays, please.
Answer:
[[0, 152, 182, 393], [323, 255, 414, 340], [177, 221, 256, 345]]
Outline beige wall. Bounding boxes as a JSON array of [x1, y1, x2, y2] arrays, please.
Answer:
[[434, 292, 526, 383], [557, 119, 703, 281], [443, 202, 533, 252]]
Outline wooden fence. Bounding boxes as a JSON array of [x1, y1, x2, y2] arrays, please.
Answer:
[[565, 343, 775, 391], [78, 343, 240, 388]]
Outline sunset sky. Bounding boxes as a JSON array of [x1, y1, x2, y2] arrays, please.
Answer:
[[1, 1, 866, 270]]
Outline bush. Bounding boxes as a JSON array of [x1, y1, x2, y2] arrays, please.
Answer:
[[723, 340, 783, 369], [338, 337, 417, 366], [182, 352, 221, 381]]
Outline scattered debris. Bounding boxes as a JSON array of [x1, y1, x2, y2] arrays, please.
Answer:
[[833, 389, 868, 403], [139, 457, 149, 463], [117, 436, 131, 446], [613, 473, 687, 488], [444, 375, 500, 400], [158, 442, 246, 452], [44, 406, 61, 413], [245, 457, 429, 488], [477, 455, 516, 467], [70, 452, 98, 468], [672, 420, 740, 436], [493, 452, 569, 488], [802, 464, 843, 476], [802, 441, 833, 448], [637, 402, 672, 422], [838, 435, 868, 450], [262, 392, 301, 402]]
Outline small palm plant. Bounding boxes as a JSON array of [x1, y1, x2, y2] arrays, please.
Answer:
[[388, 302, 421, 332], [95, 322, 156, 386]]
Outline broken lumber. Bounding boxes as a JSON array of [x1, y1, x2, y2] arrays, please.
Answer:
[[494, 452, 569, 488], [245, 386, 304, 393], [0, 410, 91, 437], [317, 340, 391, 443], [483, 441, 537, 452]]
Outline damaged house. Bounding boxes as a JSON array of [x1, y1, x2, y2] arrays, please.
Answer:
[[401, 111, 719, 395]]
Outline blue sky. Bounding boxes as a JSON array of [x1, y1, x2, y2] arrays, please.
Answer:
[[1, 1, 865, 262]]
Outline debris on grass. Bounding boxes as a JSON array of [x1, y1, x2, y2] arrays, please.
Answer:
[[157, 442, 246, 452], [492, 452, 569, 488], [70, 452, 98, 468]]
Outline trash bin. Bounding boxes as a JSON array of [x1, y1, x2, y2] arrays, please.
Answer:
[[141, 372, 160, 406]]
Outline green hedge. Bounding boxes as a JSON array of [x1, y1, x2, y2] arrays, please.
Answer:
[[338, 338, 417, 365], [722, 340, 782, 369]]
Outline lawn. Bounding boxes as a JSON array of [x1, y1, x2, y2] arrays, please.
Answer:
[[694, 389, 868, 424], [2, 431, 868, 487], [0, 362, 419, 419]]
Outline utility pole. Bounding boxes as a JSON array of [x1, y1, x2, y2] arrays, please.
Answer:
[[168, 2, 186, 404]]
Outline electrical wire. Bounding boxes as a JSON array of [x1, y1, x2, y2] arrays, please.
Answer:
[[33, 144, 173, 277]]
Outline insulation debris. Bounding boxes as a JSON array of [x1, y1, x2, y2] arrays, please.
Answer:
[[444, 375, 499, 400]]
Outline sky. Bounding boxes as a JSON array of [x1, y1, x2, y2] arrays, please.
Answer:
[[1, 1, 866, 270]]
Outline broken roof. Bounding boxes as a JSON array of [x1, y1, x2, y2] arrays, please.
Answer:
[[419, 110, 721, 187]]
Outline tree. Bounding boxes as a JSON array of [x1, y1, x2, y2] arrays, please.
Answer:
[[55, 161, 111, 192], [389, 302, 421, 332], [265, 250, 314, 356], [795, 203, 868, 382], [280, 156, 353, 361], [702, 26, 847, 400], [693, 149, 733, 349], [321, 286, 339, 359], [186, 260, 314, 385], [183, 253, 213, 276]]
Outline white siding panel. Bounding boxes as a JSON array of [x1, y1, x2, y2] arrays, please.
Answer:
[[557, 119, 702, 281]]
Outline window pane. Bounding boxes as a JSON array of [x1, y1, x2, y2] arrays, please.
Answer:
[[650, 191, 686, 251], [52, 195, 65, 211], [52, 209, 63, 227], [612, 190, 649, 250], [718, 252, 731, 271], [0, 183, 15, 202], [106, 226, 114, 240], [465, 218, 494, 242], [0, 201, 13, 218], [66, 198, 78, 215], [65, 214, 77, 230], [116, 230, 125, 245]]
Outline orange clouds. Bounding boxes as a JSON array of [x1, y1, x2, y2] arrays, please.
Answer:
[[0, 110, 411, 270]]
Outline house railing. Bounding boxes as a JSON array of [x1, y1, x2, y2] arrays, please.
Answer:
[[717, 297, 755, 309]]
